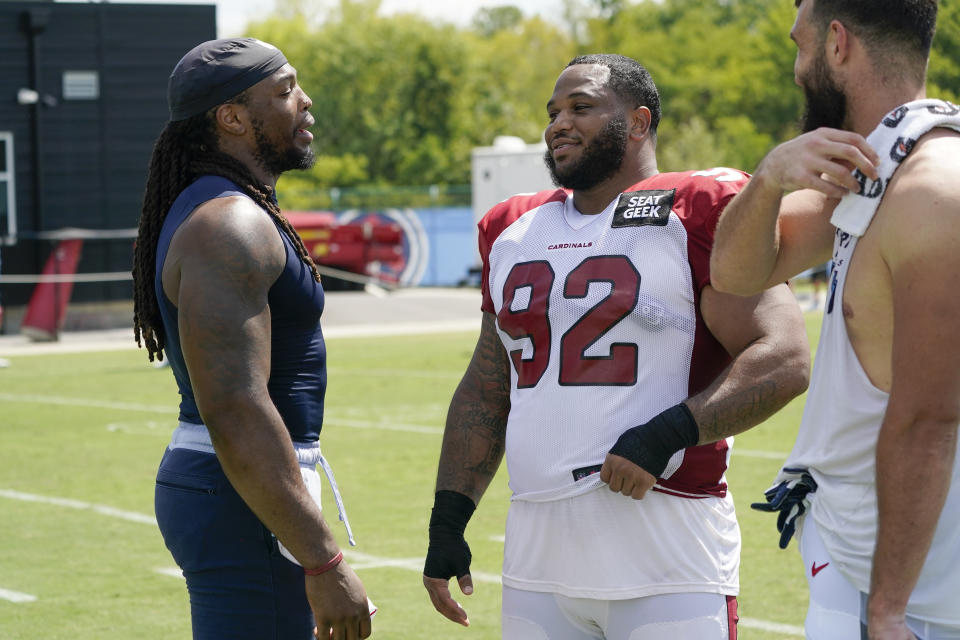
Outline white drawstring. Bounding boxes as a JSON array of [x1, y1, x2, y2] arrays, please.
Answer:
[[317, 453, 356, 546], [169, 421, 356, 545]]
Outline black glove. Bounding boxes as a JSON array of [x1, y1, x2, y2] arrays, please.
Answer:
[[424, 490, 476, 580], [609, 403, 700, 477], [751, 468, 818, 549]]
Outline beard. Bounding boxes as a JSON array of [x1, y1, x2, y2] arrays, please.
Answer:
[[252, 117, 316, 175], [800, 51, 848, 132], [544, 115, 629, 190]]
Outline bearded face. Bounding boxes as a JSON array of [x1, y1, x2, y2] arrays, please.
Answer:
[[252, 114, 315, 175], [544, 115, 629, 190], [799, 48, 848, 132]]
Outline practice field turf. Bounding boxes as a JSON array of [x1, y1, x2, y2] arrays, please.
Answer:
[[0, 313, 822, 639]]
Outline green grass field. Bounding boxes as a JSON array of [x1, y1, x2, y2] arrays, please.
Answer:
[[0, 312, 823, 639]]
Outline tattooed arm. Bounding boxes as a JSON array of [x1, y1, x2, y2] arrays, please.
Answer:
[[688, 283, 810, 443], [423, 311, 510, 626], [601, 282, 810, 499], [435, 311, 512, 500]]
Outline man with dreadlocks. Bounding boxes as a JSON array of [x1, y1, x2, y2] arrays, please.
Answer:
[[131, 38, 372, 640]]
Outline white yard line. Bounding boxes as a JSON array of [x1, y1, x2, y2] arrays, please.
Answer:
[[1, 487, 803, 634], [0, 319, 478, 356], [0, 392, 175, 415], [0, 396, 451, 437], [0, 489, 158, 525], [326, 319, 478, 338], [0, 588, 37, 603], [0, 391, 799, 461], [324, 417, 442, 435], [739, 617, 805, 635], [2, 389, 794, 458], [0, 392, 446, 435], [153, 568, 183, 579], [1, 392, 446, 435], [327, 367, 461, 379]]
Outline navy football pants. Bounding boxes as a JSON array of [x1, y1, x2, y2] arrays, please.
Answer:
[[155, 447, 314, 640]]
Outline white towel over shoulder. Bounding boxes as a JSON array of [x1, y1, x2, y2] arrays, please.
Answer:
[[830, 99, 960, 237]]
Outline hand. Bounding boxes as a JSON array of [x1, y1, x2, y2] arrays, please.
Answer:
[[423, 490, 475, 626], [867, 617, 918, 640], [306, 560, 372, 640], [423, 573, 473, 627], [423, 533, 473, 626], [600, 452, 657, 500], [868, 597, 918, 640], [756, 127, 880, 198], [750, 470, 818, 549]]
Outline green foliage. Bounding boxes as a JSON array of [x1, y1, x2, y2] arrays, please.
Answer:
[[929, 0, 960, 104], [656, 115, 775, 173], [588, 0, 802, 170], [472, 5, 524, 36], [281, 183, 470, 211], [245, 0, 958, 209], [249, 3, 574, 209], [463, 17, 577, 145]]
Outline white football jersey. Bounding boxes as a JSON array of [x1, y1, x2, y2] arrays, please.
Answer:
[[786, 230, 960, 626], [480, 169, 748, 501], [481, 169, 751, 598], [779, 103, 960, 626]]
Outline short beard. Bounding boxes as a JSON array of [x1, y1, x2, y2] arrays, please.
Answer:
[[544, 115, 628, 190], [800, 52, 847, 132], [252, 117, 316, 175]]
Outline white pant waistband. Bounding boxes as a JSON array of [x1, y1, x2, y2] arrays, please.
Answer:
[[168, 421, 356, 546], [170, 421, 322, 466]]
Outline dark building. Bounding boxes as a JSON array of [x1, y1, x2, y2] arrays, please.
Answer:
[[0, 1, 215, 315]]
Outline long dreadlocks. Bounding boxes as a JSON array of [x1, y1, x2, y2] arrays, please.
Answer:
[[132, 109, 321, 362]]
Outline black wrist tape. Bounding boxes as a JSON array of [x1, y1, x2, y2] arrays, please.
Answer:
[[608, 403, 700, 478], [429, 490, 476, 535], [424, 490, 476, 580]]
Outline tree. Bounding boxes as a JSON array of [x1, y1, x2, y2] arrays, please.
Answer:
[[250, 4, 471, 186], [249, 2, 574, 197], [586, 0, 800, 169], [464, 17, 577, 146], [243, 0, 959, 205], [929, 0, 960, 103], [471, 6, 523, 37]]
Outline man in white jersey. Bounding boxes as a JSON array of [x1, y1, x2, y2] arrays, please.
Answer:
[[711, 1, 960, 639], [421, 54, 811, 639]]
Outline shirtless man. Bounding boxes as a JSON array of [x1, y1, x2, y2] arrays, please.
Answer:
[[710, 1, 960, 639]]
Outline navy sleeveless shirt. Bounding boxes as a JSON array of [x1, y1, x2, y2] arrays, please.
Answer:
[[154, 176, 327, 442]]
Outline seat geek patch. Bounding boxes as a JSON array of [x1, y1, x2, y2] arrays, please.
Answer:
[[612, 189, 675, 227]]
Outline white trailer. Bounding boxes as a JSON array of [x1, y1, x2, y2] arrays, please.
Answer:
[[471, 136, 556, 226]]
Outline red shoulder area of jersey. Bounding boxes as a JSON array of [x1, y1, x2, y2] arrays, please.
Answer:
[[478, 188, 569, 244], [478, 188, 568, 314], [631, 168, 750, 191], [624, 167, 750, 230]]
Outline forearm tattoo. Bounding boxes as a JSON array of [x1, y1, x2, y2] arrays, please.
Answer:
[[694, 379, 779, 444], [436, 314, 512, 499]]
